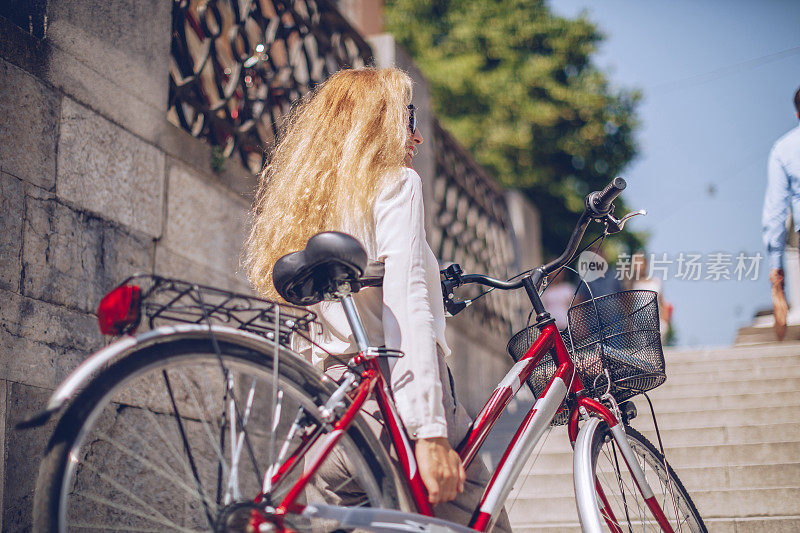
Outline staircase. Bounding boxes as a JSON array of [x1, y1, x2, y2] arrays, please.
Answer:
[[489, 342, 800, 532]]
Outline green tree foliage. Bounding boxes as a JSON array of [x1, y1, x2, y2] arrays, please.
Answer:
[[385, 0, 644, 258]]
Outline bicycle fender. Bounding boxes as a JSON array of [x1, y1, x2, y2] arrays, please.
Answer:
[[17, 325, 316, 427], [573, 416, 603, 533]]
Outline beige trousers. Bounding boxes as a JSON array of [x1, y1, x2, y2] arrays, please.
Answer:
[[306, 352, 512, 532]]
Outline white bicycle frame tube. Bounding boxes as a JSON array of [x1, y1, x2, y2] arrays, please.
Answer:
[[478, 375, 568, 527]]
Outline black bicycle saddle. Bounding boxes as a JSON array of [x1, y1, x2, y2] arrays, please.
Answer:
[[273, 232, 382, 306]]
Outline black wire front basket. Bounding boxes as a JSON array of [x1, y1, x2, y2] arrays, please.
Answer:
[[507, 290, 666, 425]]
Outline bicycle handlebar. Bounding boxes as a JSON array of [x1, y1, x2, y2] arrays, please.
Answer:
[[587, 177, 626, 216], [442, 177, 629, 309], [540, 210, 592, 276]]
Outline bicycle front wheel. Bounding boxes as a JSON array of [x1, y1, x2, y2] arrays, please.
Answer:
[[34, 333, 407, 532], [588, 421, 706, 532]]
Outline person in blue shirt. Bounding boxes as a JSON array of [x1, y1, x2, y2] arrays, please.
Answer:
[[761, 87, 800, 340]]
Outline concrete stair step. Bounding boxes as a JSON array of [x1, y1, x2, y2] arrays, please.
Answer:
[[497, 441, 799, 474], [665, 342, 800, 357], [510, 515, 800, 533], [735, 323, 800, 344], [647, 376, 800, 397], [488, 421, 800, 455], [629, 405, 795, 429], [641, 389, 800, 411], [506, 487, 800, 524], [662, 353, 800, 372], [484, 421, 800, 469], [490, 397, 797, 430], [665, 343, 800, 361], [632, 442, 799, 470], [633, 422, 800, 447], [663, 363, 800, 381], [693, 487, 800, 518], [512, 462, 800, 497], [711, 516, 800, 533]]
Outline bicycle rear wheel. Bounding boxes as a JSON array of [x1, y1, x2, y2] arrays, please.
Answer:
[[590, 421, 707, 532], [33, 334, 407, 532]]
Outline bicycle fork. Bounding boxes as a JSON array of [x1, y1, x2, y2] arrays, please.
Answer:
[[571, 400, 676, 533]]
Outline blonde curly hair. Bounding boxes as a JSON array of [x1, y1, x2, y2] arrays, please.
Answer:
[[244, 67, 413, 300]]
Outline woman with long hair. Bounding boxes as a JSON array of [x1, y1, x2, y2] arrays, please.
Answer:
[[245, 67, 510, 529]]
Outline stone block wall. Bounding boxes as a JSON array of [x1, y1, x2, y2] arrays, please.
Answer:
[[0, 4, 253, 528]]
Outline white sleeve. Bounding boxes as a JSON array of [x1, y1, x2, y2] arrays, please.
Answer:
[[374, 168, 448, 439]]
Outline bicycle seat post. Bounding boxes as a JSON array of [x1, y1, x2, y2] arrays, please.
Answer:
[[340, 294, 370, 353]]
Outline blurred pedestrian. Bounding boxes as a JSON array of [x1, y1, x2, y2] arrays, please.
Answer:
[[761, 86, 800, 341], [630, 252, 672, 343], [576, 247, 623, 303], [541, 271, 576, 330]]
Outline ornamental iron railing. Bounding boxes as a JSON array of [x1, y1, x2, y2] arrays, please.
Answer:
[[431, 122, 525, 334], [168, 0, 372, 173]]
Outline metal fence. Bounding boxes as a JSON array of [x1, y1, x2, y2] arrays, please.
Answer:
[[168, 0, 372, 173], [431, 123, 524, 334]]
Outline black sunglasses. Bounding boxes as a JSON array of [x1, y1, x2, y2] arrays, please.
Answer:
[[407, 104, 417, 134]]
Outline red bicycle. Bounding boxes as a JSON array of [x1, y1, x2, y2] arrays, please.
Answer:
[[24, 178, 706, 532]]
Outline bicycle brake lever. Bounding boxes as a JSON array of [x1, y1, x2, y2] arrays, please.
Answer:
[[444, 298, 468, 317], [605, 209, 646, 234], [441, 263, 467, 316]]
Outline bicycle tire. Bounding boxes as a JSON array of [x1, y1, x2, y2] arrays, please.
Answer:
[[33, 335, 409, 532], [590, 422, 707, 532]]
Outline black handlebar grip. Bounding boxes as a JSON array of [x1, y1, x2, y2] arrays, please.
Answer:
[[588, 177, 627, 216]]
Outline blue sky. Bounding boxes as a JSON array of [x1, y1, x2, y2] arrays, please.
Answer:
[[550, 0, 800, 346]]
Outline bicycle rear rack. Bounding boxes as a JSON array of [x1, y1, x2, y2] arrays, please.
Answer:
[[131, 274, 317, 346]]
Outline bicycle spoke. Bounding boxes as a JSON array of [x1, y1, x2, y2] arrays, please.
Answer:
[[69, 523, 166, 532], [76, 490, 199, 533], [226, 375, 259, 503], [75, 457, 200, 531], [174, 368, 232, 480], [330, 472, 361, 495], [92, 426, 218, 514], [164, 370, 216, 529], [208, 361, 264, 490], [600, 443, 641, 528], [140, 406, 195, 477], [268, 308, 281, 484], [138, 412, 220, 513], [596, 446, 651, 530], [598, 467, 642, 530], [226, 373, 240, 503], [264, 406, 305, 493]]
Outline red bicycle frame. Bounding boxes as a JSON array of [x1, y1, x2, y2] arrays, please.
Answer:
[[261, 319, 675, 532]]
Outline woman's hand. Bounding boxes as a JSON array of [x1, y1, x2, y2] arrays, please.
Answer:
[[415, 437, 466, 504]]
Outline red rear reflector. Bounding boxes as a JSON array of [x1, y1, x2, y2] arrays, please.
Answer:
[[97, 285, 142, 335]]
